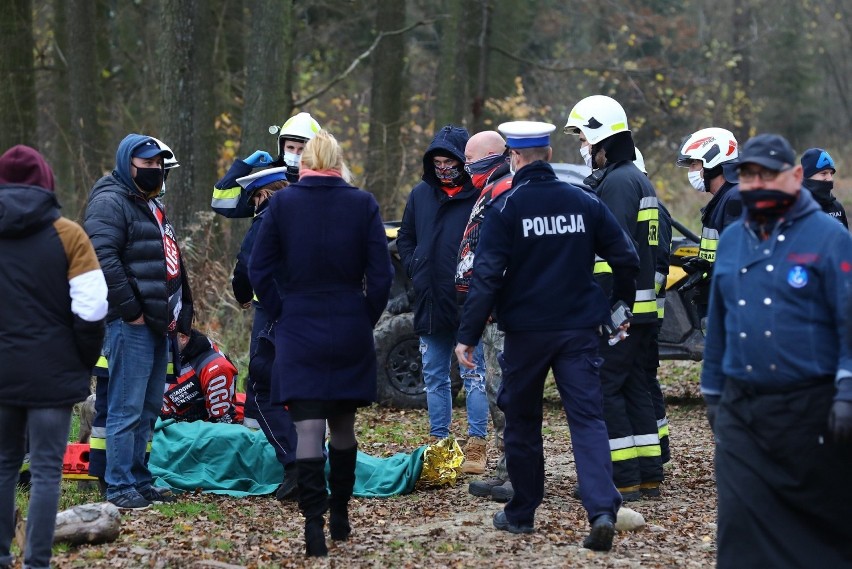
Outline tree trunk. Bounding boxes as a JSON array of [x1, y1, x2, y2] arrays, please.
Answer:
[[0, 0, 37, 150], [159, 0, 217, 236], [365, 0, 406, 217], [242, 0, 295, 159], [434, 0, 467, 127], [64, 0, 105, 207], [469, 0, 493, 132]]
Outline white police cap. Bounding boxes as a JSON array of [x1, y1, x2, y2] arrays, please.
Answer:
[[236, 166, 289, 193], [498, 121, 556, 149]]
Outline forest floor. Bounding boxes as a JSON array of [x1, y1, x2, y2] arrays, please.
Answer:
[[47, 361, 715, 569]]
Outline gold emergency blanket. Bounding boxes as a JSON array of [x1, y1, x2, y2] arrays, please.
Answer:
[[417, 435, 464, 488]]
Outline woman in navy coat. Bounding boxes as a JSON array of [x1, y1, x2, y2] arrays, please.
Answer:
[[249, 130, 393, 557]]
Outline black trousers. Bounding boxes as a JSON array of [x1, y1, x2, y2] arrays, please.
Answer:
[[599, 323, 664, 489], [716, 379, 852, 569]]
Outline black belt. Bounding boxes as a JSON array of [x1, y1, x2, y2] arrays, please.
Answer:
[[727, 375, 834, 395]]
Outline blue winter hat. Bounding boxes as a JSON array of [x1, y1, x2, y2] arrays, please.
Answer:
[[800, 148, 836, 179]]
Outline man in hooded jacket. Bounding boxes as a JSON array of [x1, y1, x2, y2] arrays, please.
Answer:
[[397, 125, 489, 447], [84, 134, 193, 510], [0, 145, 107, 569]]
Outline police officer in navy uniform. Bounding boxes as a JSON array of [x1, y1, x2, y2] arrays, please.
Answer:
[[455, 121, 640, 552]]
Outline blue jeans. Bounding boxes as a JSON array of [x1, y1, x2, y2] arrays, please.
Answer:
[[0, 405, 72, 569], [104, 319, 168, 500], [419, 331, 488, 439]]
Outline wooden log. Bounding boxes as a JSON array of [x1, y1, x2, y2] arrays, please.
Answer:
[[52, 502, 121, 545]]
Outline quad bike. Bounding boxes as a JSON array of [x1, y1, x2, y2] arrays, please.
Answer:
[[374, 166, 705, 409]]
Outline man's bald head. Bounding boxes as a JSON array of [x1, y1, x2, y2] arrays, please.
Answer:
[[464, 131, 506, 163]]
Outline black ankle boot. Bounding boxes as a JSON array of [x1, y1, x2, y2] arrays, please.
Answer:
[[328, 444, 357, 541], [296, 458, 329, 556]]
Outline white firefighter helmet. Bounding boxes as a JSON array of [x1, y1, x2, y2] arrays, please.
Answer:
[[151, 137, 179, 169], [676, 127, 738, 169], [563, 95, 630, 145], [633, 147, 647, 174], [269, 112, 321, 147]]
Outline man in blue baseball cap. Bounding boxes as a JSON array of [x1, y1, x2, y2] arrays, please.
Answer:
[[456, 120, 640, 551], [84, 134, 193, 510], [800, 147, 847, 228]]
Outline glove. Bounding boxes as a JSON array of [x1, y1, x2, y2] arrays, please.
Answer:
[[704, 394, 720, 432], [682, 256, 713, 276], [244, 150, 273, 167], [679, 270, 710, 294], [828, 400, 852, 444], [706, 403, 718, 432]]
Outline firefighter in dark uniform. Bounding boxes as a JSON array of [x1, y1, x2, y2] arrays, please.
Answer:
[[701, 133, 852, 568], [564, 95, 664, 500], [211, 112, 321, 218], [634, 149, 673, 466], [455, 121, 640, 552], [675, 127, 742, 317]]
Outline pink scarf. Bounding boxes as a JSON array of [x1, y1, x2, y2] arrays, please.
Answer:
[[300, 167, 342, 179]]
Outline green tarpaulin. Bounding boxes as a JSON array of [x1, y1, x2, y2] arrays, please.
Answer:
[[149, 419, 425, 498]]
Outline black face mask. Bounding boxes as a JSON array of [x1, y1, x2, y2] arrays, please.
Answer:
[[740, 189, 797, 218], [802, 179, 834, 205], [134, 166, 164, 197]]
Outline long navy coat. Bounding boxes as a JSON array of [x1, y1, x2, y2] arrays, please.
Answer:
[[248, 175, 393, 405]]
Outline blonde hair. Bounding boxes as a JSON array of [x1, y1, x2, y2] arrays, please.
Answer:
[[301, 130, 353, 183]]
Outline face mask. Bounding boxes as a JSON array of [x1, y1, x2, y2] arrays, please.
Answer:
[[283, 152, 301, 169], [435, 165, 461, 184], [465, 153, 507, 188], [802, 178, 834, 203], [580, 145, 593, 169], [688, 170, 706, 192], [740, 189, 797, 217], [134, 167, 164, 197]]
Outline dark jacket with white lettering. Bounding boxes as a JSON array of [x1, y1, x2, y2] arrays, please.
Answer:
[[457, 161, 639, 344], [397, 126, 479, 334], [701, 189, 852, 401], [585, 160, 659, 324]]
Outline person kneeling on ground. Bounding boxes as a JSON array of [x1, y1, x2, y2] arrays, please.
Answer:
[[161, 329, 239, 424]]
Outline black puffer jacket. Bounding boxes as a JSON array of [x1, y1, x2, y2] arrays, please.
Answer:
[[84, 134, 193, 335]]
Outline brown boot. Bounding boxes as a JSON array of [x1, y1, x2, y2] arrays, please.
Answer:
[[461, 436, 487, 475]]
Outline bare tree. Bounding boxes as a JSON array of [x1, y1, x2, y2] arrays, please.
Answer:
[[0, 0, 37, 150], [64, 0, 105, 196], [241, 0, 295, 157], [159, 0, 217, 235], [365, 0, 406, 215]]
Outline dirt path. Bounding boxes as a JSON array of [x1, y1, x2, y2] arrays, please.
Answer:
[[52, 369, 716, 568]]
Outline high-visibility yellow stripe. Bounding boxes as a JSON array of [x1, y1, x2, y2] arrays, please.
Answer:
[[95, 356, 108, 370], [611, 447, 639, 462], [146, 442, 153, 452], [637, 209, 659, 222], [637, 445, 662, 457], [89, 437, 106, 450], [594, 261, 612, 274], [633, 300, 657, 314], [212, 187, 241, 200], [658, 424, 670, 438]]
